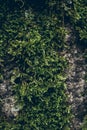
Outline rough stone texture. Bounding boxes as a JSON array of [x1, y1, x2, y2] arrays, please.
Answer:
[[63, 27, 87, 130], [0, 68, 19, 118]]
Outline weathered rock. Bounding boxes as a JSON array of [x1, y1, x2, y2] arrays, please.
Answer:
[[2, 97, 20, 117], [0, 68, 20, 118], [63, 27, 87, 130]]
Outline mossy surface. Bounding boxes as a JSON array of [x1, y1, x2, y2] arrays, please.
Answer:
[[0, 0, 87, 130]]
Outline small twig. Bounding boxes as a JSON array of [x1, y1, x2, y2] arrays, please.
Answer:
[[15, 0, 24, 8]]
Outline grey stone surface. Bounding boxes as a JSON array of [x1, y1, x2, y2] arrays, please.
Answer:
[[0, 68, 20, 117], [63, 27, 87, 130]]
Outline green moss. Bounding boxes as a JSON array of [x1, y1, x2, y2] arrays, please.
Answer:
[[0, 0, 87, 129]]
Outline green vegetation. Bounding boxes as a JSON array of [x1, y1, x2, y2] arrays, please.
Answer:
[[0, 0, 87, 129], [82, 116, 87, 130]]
